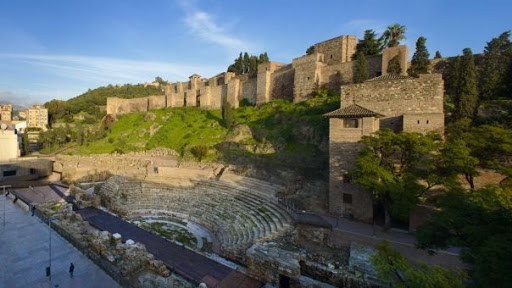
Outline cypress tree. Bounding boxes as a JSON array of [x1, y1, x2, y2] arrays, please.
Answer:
[[387, 55, 402, 74], [408, 36, 430, 77], [447, 56, 461, 97], [479, 31, 511, 100], [222, 98, 233, 129], [455, 48, 478, 119], [353, 52, 368, 83], [353, 29, 383, 59], [434, 51, 442, 59]]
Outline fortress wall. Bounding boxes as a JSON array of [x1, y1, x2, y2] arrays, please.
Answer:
[[382, 45, 409, 76], [118, 97, 149, 115], [241, 77, 257, 105], [227, 78, 241, 108], [403, 113, 444, 134], [270, 64, 294, 101], [342, 74, 444, 117], [292, 54, 326, 103], [314, 35, 357, 65], [209, 85, 224, 109], [148, 95, 166, 110], [185, 89, 197, 107]]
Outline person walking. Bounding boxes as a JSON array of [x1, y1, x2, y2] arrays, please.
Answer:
[[69, 262, 75, 278]]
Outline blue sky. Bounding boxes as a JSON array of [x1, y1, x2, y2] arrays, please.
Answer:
[[0, 0, 510, 107]]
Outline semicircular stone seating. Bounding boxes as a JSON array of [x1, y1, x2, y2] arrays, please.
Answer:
[[101, 172, 293, 248]]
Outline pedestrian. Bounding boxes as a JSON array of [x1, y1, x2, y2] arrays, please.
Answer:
[[69, 262, 75, 278], [31, 205, 36, 216]]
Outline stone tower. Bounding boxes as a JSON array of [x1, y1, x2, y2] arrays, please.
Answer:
[[324, 104, 381, 222]]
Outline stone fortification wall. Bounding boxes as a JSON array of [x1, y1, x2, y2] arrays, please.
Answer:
[[106, 34, 405, 116], [292, 54, 326, 103], [314, 35, 357, 65], [270, 64, 294, 101], [240, 77, 258, 104], [342, 73, 444, 132]]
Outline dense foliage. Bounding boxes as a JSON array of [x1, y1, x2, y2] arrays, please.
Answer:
[[380, 23, 406, 48], [353, 29, 383, 58], [44, 84, 163, 124], [408, 36, 430, 77], [387, 55, 402, 74], [371, 242, 466, 287], [353, 52, 368, 83], [227, 52, 269, 75]]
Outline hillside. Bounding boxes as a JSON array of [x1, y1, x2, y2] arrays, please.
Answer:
[[45, 83, 163, 123], [64, 89, 339, 172]]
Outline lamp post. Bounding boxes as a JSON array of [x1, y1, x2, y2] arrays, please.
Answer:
[[47, 216, 58, 280], [1, 185, 12, 226]]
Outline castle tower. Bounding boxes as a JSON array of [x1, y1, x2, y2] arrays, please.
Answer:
[[381, 45, 409, 76], [324, 104, 382, 222], [314, 35, 357, 65]]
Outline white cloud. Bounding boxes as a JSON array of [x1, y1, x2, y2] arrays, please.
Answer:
[[0, 53, 222, 83], [177, 0, 251, 54]]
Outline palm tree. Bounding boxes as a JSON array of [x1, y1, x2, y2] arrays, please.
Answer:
[[381, 24, 406, 48]]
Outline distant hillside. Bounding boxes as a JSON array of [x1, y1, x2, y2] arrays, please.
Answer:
[[45, 84, 163, 123]]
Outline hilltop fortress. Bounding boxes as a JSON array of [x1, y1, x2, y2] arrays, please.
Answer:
[[106, 34, 444, 224], [106, 35, 411, 115]]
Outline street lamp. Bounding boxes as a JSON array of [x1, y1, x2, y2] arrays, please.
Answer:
[[1, 185, 12, 226], [46, 216, 59, 279]]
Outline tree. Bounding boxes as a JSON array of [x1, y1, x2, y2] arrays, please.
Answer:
[[222, 98, 233, 129], [154, 76, 166, 85], [387, 55, 402, 74], [371, 241, 466, 288], [408, 36, 430, 77], [438, 139, 479, 189], [446, 56, 461, 98], [479, 31, 512, 100], [353, 29, 383, 59], [417, 185, 512, 287], [227, 52, 270, 75], [454, 48, 478, 120], [353, 52, 368, 83], [350, 130, 441, 224], [434, 51, 442, 59], [22, 132, 30, 155], [380, 24, 406, 48], [306, 45, 315, 55], [191, 145, 208, 162]]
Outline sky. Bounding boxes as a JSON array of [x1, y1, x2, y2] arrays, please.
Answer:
[[0, 0, 510, 107]]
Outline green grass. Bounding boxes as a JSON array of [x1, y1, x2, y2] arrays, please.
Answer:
[[64, 89, 340, 169]]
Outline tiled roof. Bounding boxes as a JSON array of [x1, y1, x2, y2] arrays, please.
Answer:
[[365, 74, 414, 82], [323, 104, 383, 118]]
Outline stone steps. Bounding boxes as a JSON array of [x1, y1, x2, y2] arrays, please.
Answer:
[[101, 176, 293, 248]]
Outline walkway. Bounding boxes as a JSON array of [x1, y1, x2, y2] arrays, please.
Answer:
[[0, 194, 120, 288], [78, 207, 263, 288]]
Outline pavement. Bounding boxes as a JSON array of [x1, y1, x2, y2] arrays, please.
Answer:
[[0, 194, 120, 288]]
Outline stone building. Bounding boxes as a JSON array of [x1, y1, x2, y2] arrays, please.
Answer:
[[27, 105, 48, 130], [325, 73, 444, 222], [0, 104, 13, 121]]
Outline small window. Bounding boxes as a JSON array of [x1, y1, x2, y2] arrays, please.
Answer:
[[426, 120, 429, 124], [343, 193, 353, 204], [307, 76, 310, 81], [343, 174, 352, 183], [343, 119, 358, 128], [3, 170, 16, 177], [417, 120, 420, 124], [330, 55, 333, 59], [30, 168, 37, 174]]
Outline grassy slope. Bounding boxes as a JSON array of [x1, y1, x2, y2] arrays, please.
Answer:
[[67, 90, 340, 170]]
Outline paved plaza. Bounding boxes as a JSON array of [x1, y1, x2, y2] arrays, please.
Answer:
[[0, 195, 120, 288]]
